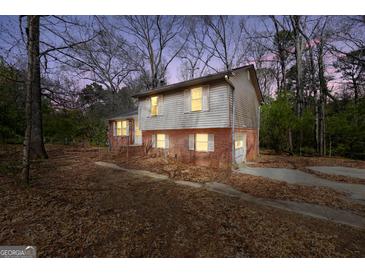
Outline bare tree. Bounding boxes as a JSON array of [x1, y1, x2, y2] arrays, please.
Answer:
[[243, 16, 294, 94], [290, 16, 306, 117], [70, 16, 137, 111], [204, 16, 246, 71], [178, 17, 214, 80], [119, 16, 189, 88], [16, 16, 96, 162]]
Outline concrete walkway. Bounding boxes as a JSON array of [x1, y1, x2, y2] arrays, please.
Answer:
[[307, 166, 365, 180], [95, 161, 365, 229], [238, 166, 365, 203]]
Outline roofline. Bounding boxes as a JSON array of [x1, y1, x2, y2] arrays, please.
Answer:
[[132, 64, 258, 99], [107, 110, 138, 121]]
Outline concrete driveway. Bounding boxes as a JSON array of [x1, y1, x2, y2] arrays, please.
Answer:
[[238, 166, 365, 203]]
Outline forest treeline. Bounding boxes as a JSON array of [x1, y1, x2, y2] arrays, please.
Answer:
[[0, 16, 364, 165]]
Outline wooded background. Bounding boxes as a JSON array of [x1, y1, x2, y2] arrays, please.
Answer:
[[0, 16, 364, 167]]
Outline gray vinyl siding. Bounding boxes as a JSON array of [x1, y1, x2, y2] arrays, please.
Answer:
[[230, 69, 260, 128], [139, 82, 230, 130]]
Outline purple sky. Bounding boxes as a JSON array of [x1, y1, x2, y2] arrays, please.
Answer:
[[0, 16, 354, 94]]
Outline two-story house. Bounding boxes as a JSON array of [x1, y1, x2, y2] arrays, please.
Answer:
[[108, 65, 263, 168]]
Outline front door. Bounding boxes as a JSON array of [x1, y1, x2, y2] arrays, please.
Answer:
[[235, 133, 247, 164]]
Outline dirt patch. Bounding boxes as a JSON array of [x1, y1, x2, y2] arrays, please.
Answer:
[[1, 145, 365, 257]]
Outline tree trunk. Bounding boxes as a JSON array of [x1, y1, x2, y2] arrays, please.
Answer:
[[317, 41, 327, 156], [27, 16, 48, 159], [293, 16, 304, 117], [288, 128, 293, 155], [22, 16, 38, 184], [292, 16, 305, 154]]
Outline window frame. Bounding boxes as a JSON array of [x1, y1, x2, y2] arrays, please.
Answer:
[[116, 121, 122, 136], [150, 96, 159, 116], [190, 87, 203, 112], [195, 133, 209, 152], [156, 133, 166, 149], [115, 120, 128, 136]]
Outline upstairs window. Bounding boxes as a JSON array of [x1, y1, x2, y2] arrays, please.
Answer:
[[151, 96, 158, 116], [184, 86, 209, 113], [191, 87, 202, 111]]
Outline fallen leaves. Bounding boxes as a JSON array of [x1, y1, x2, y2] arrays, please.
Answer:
[[0, 145, 364, 257]]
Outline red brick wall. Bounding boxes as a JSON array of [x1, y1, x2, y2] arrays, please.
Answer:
[[143, 128, 233, 168], [108, 120, 134, 152], [108, 124, 259, 165]]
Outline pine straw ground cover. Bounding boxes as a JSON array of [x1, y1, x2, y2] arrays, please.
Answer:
[[248, 151, 365, 169], [103, 151, 365, 217], [299, 167, 365, 185], [1, 145, 365, 257]]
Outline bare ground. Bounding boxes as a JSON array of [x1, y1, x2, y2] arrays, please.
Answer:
[[0, 145, 365, 257]]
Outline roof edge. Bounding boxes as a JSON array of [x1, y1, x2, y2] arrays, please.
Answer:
[[132, 65, 255, 99]]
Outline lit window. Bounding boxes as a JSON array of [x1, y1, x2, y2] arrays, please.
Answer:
[[116, 121, 128, 136], [151, 96, 158, 116], [196, 134, 208, 152], [116, 121, 122, 136], [121, 121, 127, 136], [157, 134, 165, 148], [191, 87, 202, 111]]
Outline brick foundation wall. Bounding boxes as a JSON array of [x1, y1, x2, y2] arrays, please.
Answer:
[[108, 120, 134, 152], [143, 128, 233, 169], [108, 125, 259, 166]]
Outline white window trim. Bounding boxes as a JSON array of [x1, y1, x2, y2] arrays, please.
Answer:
[[153, 134, 169, 149], [116, 120, 129, 136], [190, 133, 214, 152], [191, 87, 203, 112], [150, 96, 159, 116], [184, 85, 209, 113]]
